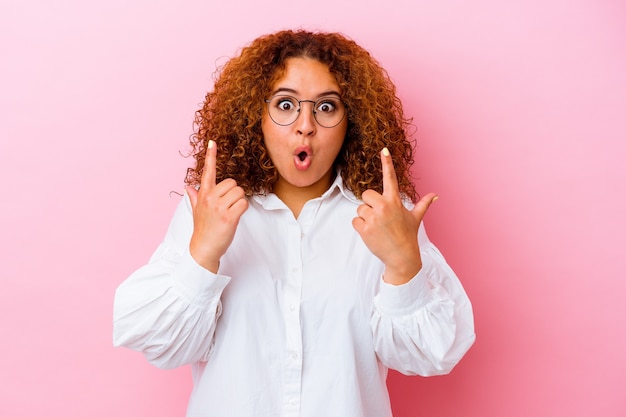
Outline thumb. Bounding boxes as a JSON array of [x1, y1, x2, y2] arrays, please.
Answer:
[[411, 193, 439, 222], [185, 185, 198, 208]]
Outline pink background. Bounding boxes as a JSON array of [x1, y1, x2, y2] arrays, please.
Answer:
[[1, 0, 625, 416]]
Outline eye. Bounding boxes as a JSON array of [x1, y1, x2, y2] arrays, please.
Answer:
[[316, 98, 338, 113], [275, 97, 297, 112]]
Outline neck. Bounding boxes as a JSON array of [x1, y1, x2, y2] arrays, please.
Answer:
[[273, 172, 335, 218]]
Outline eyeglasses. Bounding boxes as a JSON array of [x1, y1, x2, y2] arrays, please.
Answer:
[[265, 95, 346, 128]]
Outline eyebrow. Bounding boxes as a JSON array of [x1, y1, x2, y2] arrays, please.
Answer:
[[271, 87, 341, 98]]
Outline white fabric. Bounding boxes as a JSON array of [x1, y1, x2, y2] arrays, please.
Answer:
[[113, 174, 475, 417]]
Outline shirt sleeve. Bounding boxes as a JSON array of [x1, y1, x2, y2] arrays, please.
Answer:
[[113, 194, 230, 369], [370, 223, 476, 376]]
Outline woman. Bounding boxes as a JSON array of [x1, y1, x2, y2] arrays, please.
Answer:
[[113, 29, 475, 417]]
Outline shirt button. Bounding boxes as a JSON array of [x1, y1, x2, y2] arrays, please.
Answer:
[[289, 304, 296, 311], [289, 398, 297, 406]]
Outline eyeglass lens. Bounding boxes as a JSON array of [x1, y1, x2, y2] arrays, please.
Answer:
[[266, 95, 345, 128]]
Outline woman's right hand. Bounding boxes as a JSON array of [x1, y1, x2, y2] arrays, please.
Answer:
[[185, 140, 249, 273]]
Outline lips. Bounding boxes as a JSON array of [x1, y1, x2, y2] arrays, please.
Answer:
[[293, 145, 312, 171]]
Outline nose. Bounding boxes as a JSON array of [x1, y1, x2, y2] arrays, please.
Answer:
[[294, 101, 317, 136]]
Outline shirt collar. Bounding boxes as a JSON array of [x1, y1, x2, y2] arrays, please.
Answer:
[[251, 169, 360, 210], [324, 170, 361, 204]]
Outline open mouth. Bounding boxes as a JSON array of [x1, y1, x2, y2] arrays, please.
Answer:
[[293, 146, 313, 170]]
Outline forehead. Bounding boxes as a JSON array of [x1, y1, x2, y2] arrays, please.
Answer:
[[270, 57, 340, 95]]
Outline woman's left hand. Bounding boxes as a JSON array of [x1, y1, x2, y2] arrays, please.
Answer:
[[352, 148, 438, 285]]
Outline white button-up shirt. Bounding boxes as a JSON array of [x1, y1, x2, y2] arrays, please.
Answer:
[[113, 174, 475, 417]]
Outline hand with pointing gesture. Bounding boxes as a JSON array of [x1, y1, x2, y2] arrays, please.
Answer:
[[352, 148, 438, 285], [185, 140, 249, 273]]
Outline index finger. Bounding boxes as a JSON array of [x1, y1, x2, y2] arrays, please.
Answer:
[[201, 139, 217, 190], [381, 147, 400, 197]]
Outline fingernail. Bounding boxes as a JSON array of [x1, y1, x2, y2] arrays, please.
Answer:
[[432, 195, 439, 202], [382, 147, 390, 157], [208, 140, 215, 149]]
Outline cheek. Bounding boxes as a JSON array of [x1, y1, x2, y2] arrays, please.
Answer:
[[261, 114, 271, 138], [260, 116, 282, 159], [260, 116, 273, 146], [332, 125, 348, 152]]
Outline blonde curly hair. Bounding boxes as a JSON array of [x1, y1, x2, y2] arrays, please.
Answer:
[[185, 29, 416, 201]]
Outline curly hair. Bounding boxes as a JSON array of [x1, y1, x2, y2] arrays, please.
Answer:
[[185, 29, 416, 201]]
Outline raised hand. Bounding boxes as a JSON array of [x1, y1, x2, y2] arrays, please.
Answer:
[[185, 140, 249, 273], [352, 148, 438, 285]]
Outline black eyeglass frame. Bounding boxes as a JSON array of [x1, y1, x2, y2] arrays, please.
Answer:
[[264, 95, 346, 128]]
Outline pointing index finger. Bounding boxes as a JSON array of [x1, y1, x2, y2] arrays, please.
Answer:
[[201, 140, 217, 190], [381, 147, 400, 197]]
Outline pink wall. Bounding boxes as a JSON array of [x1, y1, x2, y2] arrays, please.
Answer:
[[1, 0, 625, 416]]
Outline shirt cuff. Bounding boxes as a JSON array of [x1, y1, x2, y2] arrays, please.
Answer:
[[375, 259, 432, 316], [171, 250, 231, 306]]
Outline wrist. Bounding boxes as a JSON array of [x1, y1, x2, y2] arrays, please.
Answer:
[[383, 259, 422, 286], [189, 241, 220, 274]]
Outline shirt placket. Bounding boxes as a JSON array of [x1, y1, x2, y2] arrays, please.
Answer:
[[282, 220, 304, 416]]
